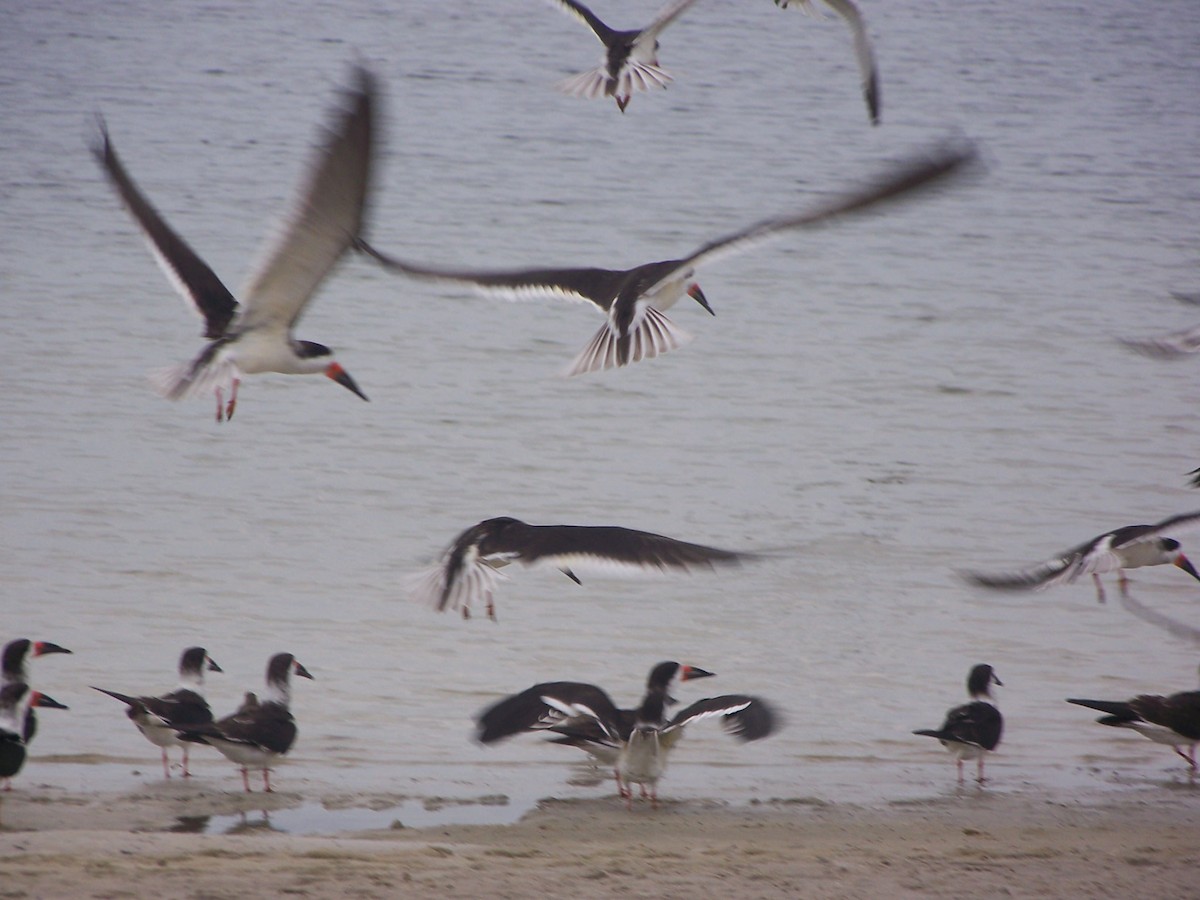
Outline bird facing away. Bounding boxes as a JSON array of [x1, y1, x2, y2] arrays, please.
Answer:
[[91, 67, 376, 422], [772, 0, 880, 125], [1068, 665, 1200, 773], [409, 516, 753, 620], [0, 684, 69, 791], [1, 639, 72, 744], [477, 661, 778, 808], [914, 664, 1003, 784], [962, 511, 1200, 604], [355, 140, 977, 377], [548, 0, 699, 112], [91, 646, 223, 779], [178, 653, 312, 792]]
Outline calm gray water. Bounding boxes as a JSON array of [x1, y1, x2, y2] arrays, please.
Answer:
[[3, 0, 1200, 827]]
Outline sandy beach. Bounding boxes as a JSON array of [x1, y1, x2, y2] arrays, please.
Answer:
[[2, 780, 1198, 899]]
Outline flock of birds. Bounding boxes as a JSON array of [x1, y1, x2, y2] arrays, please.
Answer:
[[16, 0, 1200, 807]]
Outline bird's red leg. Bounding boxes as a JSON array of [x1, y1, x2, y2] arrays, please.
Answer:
[[214, 387, 225, 423], [956, 759, 964, 784], [977, 757, 987, 784], [182, 746, 191, 778], [263, 768, 273, 793], [241, 766, 251, 793], [226, 377, 240, 421], [1093, 574, 1107, 604]]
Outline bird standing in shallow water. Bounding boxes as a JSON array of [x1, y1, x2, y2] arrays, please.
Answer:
[[92, 647, 223, 779], [178, 653, 312, 792], [914, 664, 1003, 785], [1068, 665, 1200, 773], [0, 685, 68, 791], [477, 661, 778, 808], [962, 511, 1200, 604], [92, 67, 376, 421]]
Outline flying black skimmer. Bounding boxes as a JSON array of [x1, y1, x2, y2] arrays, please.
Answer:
[[547, 0, 699, 112], [772, 0, 880, 125], [355, 141, 976, 376], [409, 516, 754, 620], [963, 511, 1200, 604], [1068, 668, 1200, 773], [0, 684, 69, 792], [178, 653, 312, 792], [913, 664, 1003, 784], [1, 639, 72, 744], [477, 661, 778, 808], [92, 67, 375, 422], [92, 646, 223, 779]]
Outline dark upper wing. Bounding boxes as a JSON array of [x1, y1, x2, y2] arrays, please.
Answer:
[[666, 694, 779, 741], [1131, 691, 1200, 740], [516, 524, 750, 573], [355, 238, 620, 311], [91, 122, 239, 338], [145, 688, 215, 728], [476, 680, 623, 743], [183, 702, 296, 754], [960, 556, 1074, 591], [925, 700, 1003, 750], [653, 141, 978, 291], [549, 0, 615, 43]]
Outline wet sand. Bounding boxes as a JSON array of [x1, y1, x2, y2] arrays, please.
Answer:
[[2, 783, 1198, 898]]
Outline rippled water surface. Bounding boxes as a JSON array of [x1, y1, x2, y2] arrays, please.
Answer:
[[4, 0, 1200, 824]]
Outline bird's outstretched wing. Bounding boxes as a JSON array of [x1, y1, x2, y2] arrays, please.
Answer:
[[237, 66, 376, 334]]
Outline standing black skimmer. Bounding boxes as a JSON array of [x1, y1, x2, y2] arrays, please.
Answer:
[[477, 661, 778, 808], [963, 511, 1200, 604], [772, 0, 880, 125], [913, 664, 1004, 784], [178, 653, 312, 792], [355, 141, 976, 376], [1, 639, 72, 744], [409, 516, 754, 620], [91, 646, 223, 779], [91, 67, 375, 422], [548, 0, 699, 112], [1068, 668, 1200, 772], [0, 684, 68, 792]]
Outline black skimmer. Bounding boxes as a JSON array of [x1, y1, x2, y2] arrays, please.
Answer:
[[355, 141, 976, 376], [772, 0, 880, 125], [963, 511, 1200, 604], [1068, 668, 1200, 772], [92, 67, 375, 422], [913, 663, 1003, 784], [409, 516, 754, 620], [477, 661, 778, 808], [548, 0, 699, 112], [91, 646, 223, 779], [1, 639, 72, 744], [178, 653, 312, 792], [0, 684, 68, 792]]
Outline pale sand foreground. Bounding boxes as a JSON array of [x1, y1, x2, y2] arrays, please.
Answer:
[[2, 785, 1199, 898]]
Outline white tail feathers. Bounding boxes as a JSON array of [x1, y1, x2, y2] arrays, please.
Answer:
[[565, 306, 692, 377]]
